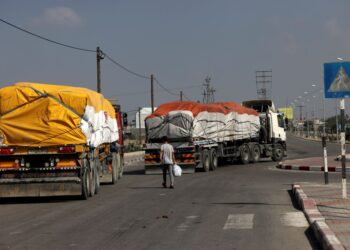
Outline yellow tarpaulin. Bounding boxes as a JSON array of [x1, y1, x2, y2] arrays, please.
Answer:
[[0, 82, 117, 147]]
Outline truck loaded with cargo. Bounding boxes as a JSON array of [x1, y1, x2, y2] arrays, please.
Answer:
[[0, 82, 124, 199], [144, 100, 286, 174]]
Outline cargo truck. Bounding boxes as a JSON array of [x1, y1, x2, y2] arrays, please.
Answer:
[[144, 100, 286, 174], [0, 82, 124, 199]]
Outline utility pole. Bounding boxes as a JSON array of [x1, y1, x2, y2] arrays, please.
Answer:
[[296, 104, 304, 136], [180, 91, 183, 101], [202, 76, 215, 104], [96, 47, 104, 93], [256, 70, 272, 99], [138, 107, 142, 145], [296, 104, 305, 123], [151, 74, 154, 113]]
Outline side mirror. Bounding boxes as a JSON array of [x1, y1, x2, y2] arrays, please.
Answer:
[[122, 113, 128, 127]]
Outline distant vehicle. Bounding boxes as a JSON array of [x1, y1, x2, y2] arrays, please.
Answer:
[[0, 82, 124, 199], [143, 99, 286, 174]]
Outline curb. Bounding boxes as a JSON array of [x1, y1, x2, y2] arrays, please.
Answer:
[[292, 184, 344, 250], [124, 151, 145, 158], [124, 157, 144, 166], [277, 164, 341, 172], [124, 151, 144, 166]]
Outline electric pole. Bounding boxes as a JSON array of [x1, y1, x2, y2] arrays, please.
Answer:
[[296, 104, 305, 122], [256, 70, 272, 99], [202, 76, 215, 104], [96, 47, 104, 93], [180, 91, 183, 101], [151, 74, 154, 113]]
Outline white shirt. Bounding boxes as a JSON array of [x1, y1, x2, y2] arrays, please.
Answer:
[[161, 143, 174, 164]]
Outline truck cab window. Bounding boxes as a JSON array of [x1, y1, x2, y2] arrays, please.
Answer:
[[277, 114, 285, 128]]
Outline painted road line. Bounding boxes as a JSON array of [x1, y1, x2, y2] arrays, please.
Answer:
[[223, 214, 254, 230], [177, 215, 200, 232], [280, 212, 308, 228]]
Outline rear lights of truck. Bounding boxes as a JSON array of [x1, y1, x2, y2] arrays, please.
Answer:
[[58, 146, 75, 153], [0, 148, 15, 155], [0, 161, 19, 169]]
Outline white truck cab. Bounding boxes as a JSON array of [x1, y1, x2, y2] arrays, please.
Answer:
[[242, 99, 287, 160]]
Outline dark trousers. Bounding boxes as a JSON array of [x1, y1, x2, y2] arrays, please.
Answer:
[[162, 164, 174, 186]]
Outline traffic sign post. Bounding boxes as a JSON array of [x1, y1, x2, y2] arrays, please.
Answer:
[[324, 61, 350, 198], [340, 98, 347, 198]]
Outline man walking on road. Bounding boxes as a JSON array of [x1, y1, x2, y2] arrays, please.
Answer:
[[160, 136, 175, 189]]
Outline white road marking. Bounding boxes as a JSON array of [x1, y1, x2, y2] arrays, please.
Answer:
[[280, 212, 308, 228], [177, 215, 200, 232], [9, 231, 22, 235], [223, 214, 254, 230]]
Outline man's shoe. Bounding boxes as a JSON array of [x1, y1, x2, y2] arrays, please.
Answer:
[[170, 185, 174, 189], [162, 183, 167, 188]]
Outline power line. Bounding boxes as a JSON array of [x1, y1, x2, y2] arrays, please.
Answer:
[[154, 78, 179, 96], [0, 17, 197, 97], [182, 93, 192, 101], [103, 53, 150, 80], [0, 17, 95, 53], [0, 18, 151, 81]]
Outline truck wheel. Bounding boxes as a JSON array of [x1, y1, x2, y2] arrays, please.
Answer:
[[202, 149, 210, 172], [272, 144, 284, 162], [239, 144, 250, 164], [112, 152, 118, 184], [94, 158, 101, 195], [80, 159, 90, 200], [250, 144, 261, 163], [209, 148, 218, 171], [89, 159, 96, 197], [118, 156, 124, 179]]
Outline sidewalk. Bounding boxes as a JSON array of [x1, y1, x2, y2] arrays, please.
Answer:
[[293, 183, 350, 250]]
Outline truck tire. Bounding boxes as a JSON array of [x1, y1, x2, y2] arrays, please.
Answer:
[[94, 158, 101, 195], [209, 148, 218, 171], [89, 159, 96, 197], [239, 144, 250, 164], [80, 159, 90, 200], [250, 144, 261, 163], [271, 144, 284, 162], [112, 152, 118, 184], [202, 149, 210, 172]]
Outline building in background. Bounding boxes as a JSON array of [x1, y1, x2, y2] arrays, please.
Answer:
[[135, 107, 157, 129]]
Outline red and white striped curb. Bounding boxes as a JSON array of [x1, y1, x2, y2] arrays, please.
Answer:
[[292, 184, 344, 250], [277, 164, 347, 172]]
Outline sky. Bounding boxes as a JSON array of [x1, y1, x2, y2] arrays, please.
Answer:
[[1, 0, 350, 119]]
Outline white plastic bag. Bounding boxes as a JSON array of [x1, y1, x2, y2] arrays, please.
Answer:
[[173, 164, 182, 177]]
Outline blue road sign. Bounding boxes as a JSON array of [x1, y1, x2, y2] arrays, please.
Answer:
[[324, 62, 350, 98]]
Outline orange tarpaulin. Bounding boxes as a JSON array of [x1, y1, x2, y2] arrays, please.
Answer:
[[147, 101, 258, 118]]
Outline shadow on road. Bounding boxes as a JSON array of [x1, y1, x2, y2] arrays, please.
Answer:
[[0, 195, 81, 205], [124, 169, 145, 175]]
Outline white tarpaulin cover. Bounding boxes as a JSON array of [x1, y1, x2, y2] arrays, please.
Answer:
[[145, 101, 260, 142]]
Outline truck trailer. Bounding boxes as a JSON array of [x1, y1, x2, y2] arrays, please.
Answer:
[[144, 100, 286, 174], [0, 82, 124, 199]]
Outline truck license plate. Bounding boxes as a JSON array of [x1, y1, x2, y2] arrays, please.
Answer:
[[28, 149, 48, 154]]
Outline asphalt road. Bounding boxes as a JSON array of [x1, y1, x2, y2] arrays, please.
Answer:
[[0, 134, 345, 250]]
